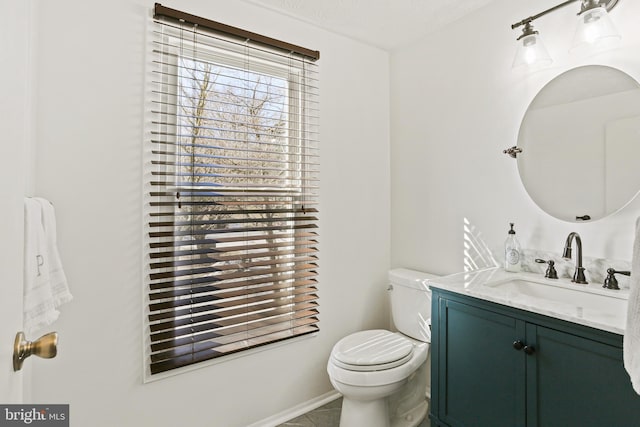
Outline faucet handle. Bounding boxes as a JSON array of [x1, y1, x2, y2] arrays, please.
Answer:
[[603, 268, 631, 290], [535, 259, 558, 279]]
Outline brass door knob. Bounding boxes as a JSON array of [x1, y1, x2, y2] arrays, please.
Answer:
[[13, 331, 58, 371]]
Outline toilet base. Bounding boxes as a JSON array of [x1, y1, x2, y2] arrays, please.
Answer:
[[337, 359, 429, 427], [390, 399, 428, 427], [339, 395, 428, 427], [389, 358, 429, 427], [340, 396, 391, 427]]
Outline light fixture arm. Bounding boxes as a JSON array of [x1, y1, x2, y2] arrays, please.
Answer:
[[511, 0, 619, 30], [512, 0, 579, 30]]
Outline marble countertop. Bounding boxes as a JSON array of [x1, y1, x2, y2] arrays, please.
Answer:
[[429, 267, 629, 335]]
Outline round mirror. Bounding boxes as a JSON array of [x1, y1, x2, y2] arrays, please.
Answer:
[[517, 65, 640, 222]]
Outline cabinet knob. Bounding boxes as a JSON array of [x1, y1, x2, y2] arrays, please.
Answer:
[[524, 345, 536, 355], [513, 340, 524, 350]]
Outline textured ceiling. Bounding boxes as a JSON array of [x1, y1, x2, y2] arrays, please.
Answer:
[[242, 0, 497, 51]]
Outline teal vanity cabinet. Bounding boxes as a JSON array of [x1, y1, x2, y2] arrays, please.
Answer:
[[430, 288, 640, 427]]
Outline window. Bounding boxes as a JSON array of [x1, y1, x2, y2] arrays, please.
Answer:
[[145, 5, 319, 376]]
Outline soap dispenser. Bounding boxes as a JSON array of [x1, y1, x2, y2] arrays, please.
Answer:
[[505, 223, 522, 272]]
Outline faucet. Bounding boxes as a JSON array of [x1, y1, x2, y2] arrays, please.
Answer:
[[562, 232, 588, 284]]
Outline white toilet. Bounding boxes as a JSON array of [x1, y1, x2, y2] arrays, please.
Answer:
[[327, 268, 437, 427]]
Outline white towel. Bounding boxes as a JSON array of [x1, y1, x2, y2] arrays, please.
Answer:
[[23, 198, 59, 334], [23, 198, 72, 335], [34, 197, 73, 307], [624, 216, 640, 394]]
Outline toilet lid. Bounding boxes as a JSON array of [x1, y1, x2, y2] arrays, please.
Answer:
[[331, 330, 414, 372]]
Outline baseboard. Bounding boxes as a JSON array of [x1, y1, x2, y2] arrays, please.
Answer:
[[246, 390, 342, 427]]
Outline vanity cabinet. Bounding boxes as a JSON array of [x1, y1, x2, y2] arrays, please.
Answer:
[[430, 288, 640, 427]]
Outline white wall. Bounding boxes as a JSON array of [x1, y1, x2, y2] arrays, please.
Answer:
[[27, 1, 390, 426], [391, 0, 640, 275]]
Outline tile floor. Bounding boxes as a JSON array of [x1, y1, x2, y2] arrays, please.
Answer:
[[277, 397, 431, 427]]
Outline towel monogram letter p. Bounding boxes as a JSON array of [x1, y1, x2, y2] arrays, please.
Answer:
[[36, 254, 44, 277]]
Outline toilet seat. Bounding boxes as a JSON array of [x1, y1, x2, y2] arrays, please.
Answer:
[[331, 330, 414, 372], [328, 333, 429, 388]]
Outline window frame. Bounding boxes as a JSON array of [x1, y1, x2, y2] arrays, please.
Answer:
[[144, 18, 319, 380]]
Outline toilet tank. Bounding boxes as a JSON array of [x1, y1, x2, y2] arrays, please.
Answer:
[[388, 268, 439, 343]]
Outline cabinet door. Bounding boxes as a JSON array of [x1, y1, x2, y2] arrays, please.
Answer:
[[437, 299, 526, 427], [526, 324, 640, 427]]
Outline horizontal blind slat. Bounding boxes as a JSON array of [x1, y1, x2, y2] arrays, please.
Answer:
[[149, 264, 318, 292], [150, 150, 319, 167], [149, 239, 318, 259], [150, 316, 319, 365], [149, 230, 318, 249], [149, 281, 318, 313], [151, 318, 320, 363], [148, 272, 318, 320], [153, 255, 318, 275], [149, 223, 318, 239], [149, 263, 318, 288], [149, 289, 318, 319], [150, 247, 318, 270], [149, 216, 318, 229], [149, 277, 317, 301], [149, 256, 317, 281], [150, 207, 318, 217], [151, 160, 319, 173], [150, 314, 319, 359], [150, 300, 319, 344], [149, 324, 319, 374], [151, 137, 319, 151]]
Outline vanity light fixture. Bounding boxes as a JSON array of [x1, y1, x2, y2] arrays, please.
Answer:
[[571, 0, 621, 51], [512, 22, 552, 68], [511, 0, 620, 68]]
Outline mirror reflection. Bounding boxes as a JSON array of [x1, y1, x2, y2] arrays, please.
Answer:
[[517, 65, 640, 222]]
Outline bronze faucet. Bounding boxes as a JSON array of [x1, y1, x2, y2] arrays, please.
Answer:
[[562, 232, 588, 284]]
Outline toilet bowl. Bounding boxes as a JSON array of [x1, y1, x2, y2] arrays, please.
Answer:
[[328, 330, 429, 427], [327, 269, 437, 427]]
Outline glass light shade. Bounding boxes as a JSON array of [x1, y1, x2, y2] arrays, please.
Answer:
[[512, 33, 553, 68], [571, 6, 620, 51]]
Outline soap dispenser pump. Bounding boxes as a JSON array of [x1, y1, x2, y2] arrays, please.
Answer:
[[505, 223, 522, 272]]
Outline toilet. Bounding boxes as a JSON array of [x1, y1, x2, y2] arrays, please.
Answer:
[[327, 268, 437, 427]]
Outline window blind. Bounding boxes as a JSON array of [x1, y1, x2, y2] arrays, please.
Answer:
[[146, 6, 320, 375]]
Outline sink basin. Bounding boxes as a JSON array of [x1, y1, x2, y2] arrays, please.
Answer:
[[485, 277, 628, 314]]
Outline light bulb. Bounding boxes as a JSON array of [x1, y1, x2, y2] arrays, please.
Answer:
[[513, 33, 552, 69]]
